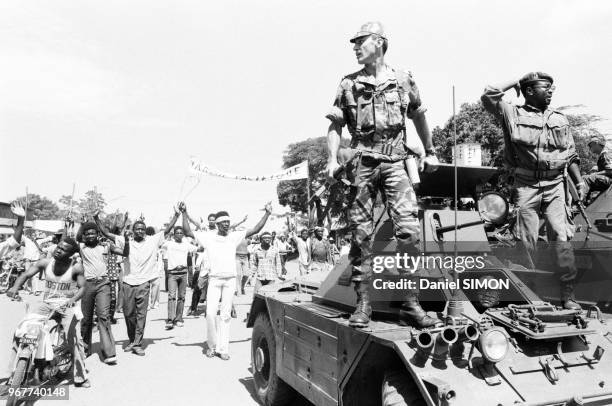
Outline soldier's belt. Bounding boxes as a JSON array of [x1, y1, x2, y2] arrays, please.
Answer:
[[353, 142, 407, 158], [514, 167, 563, 180]]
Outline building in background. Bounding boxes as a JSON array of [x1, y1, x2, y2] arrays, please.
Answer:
[[453, 143, 482, 167], [0, 202, 34, 237]]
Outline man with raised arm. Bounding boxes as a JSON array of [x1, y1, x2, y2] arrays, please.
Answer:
[[94, 206, 180, 356], [0, 202, 26, 258], [162, 226, 197, 329], [7, 238, 90, 387], [481, 72, 583, 310], [181, 202, 272, 360], [75, 221, 129, 364]]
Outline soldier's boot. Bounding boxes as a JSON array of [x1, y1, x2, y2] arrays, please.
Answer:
[[399, 288, 441, 328], [348, 281, 371, 328], [560, 281, 582, 311]]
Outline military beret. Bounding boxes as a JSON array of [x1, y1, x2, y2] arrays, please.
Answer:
[[519, 72, 554, 89], [588, 134, 606, 146]]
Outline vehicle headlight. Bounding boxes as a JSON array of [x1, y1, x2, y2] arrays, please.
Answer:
[[477, 192, 509, 226], [25, 322, 43, 337], [478, 327, 509, 363]]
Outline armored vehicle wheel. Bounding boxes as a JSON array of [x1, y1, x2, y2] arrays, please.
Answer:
[[252, 313, 296, 406], [382, 369, 426, 406]]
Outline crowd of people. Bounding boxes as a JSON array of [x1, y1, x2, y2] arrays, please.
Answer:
[[0, 199, 349, 388]]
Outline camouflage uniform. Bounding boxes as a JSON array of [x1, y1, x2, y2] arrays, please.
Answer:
[[326, 67, 423, 283], [583, 135, 612, 197], [481, 80, 578, 284]]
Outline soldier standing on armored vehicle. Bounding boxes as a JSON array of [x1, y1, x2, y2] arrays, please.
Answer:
[[481, 72, 585, 310], [325, 22, 440, 328]]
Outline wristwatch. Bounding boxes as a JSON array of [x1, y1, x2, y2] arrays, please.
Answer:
[[425, 147, 436, 157]]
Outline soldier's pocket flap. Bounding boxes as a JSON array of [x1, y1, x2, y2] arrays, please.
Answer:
[[547, 116, 570, 148], [546, 113, 568, 129], [516, 115, 544, 128], [384, 92, 400, 103]]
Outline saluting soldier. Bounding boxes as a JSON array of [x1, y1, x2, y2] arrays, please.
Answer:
[[326, 22, 440, 328], [481, 72, 584, 310]]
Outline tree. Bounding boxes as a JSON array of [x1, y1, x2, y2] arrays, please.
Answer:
[[16, 194, 60, 219], [78, 188, 106, 216], [58, 194, 82, 219], [100, 210, 129, 232], [432, 101, 505, 166], [57, 188, 107, 220], [559, 107, 602, 174], [277, 137, 349, 213], [432, 101, 604, 174]]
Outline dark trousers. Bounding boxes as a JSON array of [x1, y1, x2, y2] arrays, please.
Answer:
[[109, 279, 119, 319], [122, 281, 150, 348], [190, 270, 202, 312], [168, 272, 188, 323], [81, 278, 116, 358], [116, 275, 124, 312]]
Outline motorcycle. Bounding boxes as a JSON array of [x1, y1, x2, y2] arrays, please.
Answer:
[[0, 259, 25, 294], [5, 296, 74, 406]]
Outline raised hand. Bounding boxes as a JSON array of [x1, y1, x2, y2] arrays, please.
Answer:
[[264, 202, 273, 214], [10, 202, 26, 217]]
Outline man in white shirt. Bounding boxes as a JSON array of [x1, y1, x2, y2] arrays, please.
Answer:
[[290, 229, 310, 276], [181, 202, 272, 360], [162, 226, 197, 329], [96, 206, 181, 356], [187, 213, 216, 316], [274, 234, 292, 278]]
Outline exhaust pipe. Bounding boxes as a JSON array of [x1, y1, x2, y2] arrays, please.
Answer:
[[433, 327, 458, 361], [439, 327, 458, 345], [415, 331, 434, 349], [449, 325, 480, 359], [457, 325, 480, 342], [412, 330, 434, 367]]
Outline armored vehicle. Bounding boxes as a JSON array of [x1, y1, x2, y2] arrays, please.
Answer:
[[247, 164, 612, 406], [490, 181, 612, 311]]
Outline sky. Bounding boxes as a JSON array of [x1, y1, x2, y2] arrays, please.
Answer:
[[1, 0, 611, 226]]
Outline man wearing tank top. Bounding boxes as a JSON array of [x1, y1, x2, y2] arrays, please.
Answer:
[[7, 237, 90, 388]]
